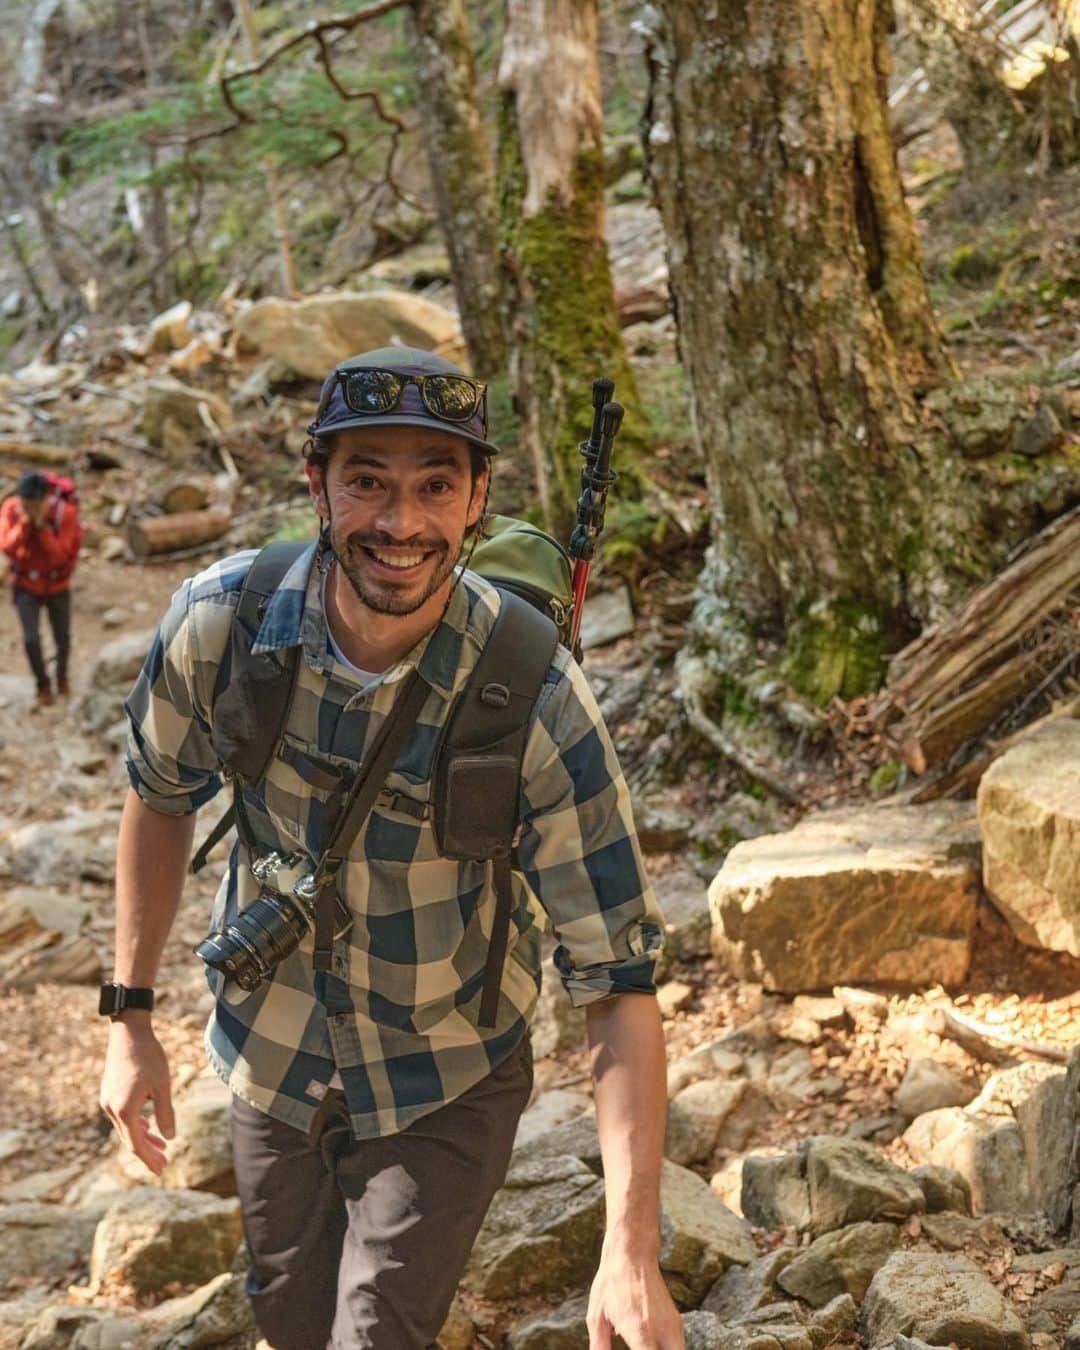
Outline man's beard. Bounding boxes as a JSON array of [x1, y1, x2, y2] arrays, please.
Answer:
[[328, 511, 459, 617]]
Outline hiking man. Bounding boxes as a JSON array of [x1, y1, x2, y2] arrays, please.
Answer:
[[99, 347, 683, 1350], [0, 469, 82, 707]]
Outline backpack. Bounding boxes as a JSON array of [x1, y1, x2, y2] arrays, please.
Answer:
[[192, 514, 574, 1026]]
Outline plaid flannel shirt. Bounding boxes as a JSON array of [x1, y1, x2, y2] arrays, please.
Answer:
[[125, 543, 663, 1139]]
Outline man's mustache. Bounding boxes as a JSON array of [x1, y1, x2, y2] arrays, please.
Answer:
[[343, 531, 447, 553]]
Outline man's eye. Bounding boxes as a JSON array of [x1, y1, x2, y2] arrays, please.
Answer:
[[348, 476, 378, 491], [426, 479, 451, 495]]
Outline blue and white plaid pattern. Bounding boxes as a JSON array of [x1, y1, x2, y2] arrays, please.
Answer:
[[125, 543, 663, 1138]]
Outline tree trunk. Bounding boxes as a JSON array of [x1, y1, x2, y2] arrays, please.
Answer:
[[644, 0, 963, 709], [895, 0, 1027, 173], [234, 0, 299, 299], [498, 0, 638, 533], [409, 0, 507, 380]]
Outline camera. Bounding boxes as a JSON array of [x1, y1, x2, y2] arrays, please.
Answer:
[[195, 851, 325, 991]]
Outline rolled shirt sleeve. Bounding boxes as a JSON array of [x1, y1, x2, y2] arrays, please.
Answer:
[[516, 650, 664, 1006], [124, 574, 234, 815]]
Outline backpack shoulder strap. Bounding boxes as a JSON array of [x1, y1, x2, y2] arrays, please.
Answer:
[[191, 540, 308, 874], [433, 588, 559, 1026]]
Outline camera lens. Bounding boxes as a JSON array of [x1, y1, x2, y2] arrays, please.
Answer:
[[195, 891, 311, 991]]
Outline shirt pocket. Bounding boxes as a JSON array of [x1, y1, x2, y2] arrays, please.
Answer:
[[260, 733, 352, 854]]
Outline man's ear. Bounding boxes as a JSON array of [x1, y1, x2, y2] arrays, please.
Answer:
[[305, 461, 328, 518]]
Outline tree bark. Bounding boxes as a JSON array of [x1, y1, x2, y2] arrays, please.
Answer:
[[498, 0, 638, 533], [408, 0, 507, 380], [233, 0, 300, 299], [644, 0, 963, 709]]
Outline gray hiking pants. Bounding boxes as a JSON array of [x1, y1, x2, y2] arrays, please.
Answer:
[[230, 1036, 533, 1350], [14, 586, 70, 691]]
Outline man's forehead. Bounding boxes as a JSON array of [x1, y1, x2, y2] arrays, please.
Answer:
[[330, 426, 473, 468]]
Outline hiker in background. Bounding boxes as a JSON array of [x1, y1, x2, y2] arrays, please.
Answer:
[[0, 469, 82, 708], [99, 346, 683, 1350]]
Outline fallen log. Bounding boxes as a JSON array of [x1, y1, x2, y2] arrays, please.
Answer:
[[0, 438, 72, 465], [162, 480, 212, 514], [877, 506, 1080, 725], [864, 506, 1080, 774], [127, 505, 231, 558]]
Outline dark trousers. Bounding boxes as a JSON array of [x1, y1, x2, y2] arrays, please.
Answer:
[[230, 1038, 533, 1350], [13, 587, 70, 691]]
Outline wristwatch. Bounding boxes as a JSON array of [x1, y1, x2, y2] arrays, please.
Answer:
[[98, 982, 156, 1017]]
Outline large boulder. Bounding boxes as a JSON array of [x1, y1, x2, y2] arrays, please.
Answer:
[[143, 1271, 255, 1348], [465, 1150, 605, 1299], [160, 1070, 235, 1195], [232, 292, 465, 380], [138, 377, 233, 445], [658, 1160, 755, 1307], [90, 1187, 242, 1300], [861, 1251, 1029, 1348], [903, 1060, 1070, 1218], [666, 1079, 748, 1166], [0, 1203, 98, 1286], [776, 1221, 900, 1307], [709, 804, 980, 992], [978, 719, 1080, 955]]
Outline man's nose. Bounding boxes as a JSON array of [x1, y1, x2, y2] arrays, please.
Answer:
[[375, 489, 424, 539]]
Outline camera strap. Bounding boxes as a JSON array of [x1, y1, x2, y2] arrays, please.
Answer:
[[309, 668, 430, 972]]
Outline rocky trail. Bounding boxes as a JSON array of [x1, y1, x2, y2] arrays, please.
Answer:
[[0, 172, 1078, 1343]]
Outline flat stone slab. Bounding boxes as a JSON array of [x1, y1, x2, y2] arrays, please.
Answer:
[[978, 719, 1080, 956], [709, 804, 980, 992]]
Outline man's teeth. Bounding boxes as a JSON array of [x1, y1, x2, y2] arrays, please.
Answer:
[[371, 550, 426, 569]]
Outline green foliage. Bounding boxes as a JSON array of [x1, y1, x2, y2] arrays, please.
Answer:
[[869, 761, 905, 793], [639, 361, 693, 446], [948, 243, 1001, 283], [267, 512, 317, 545]]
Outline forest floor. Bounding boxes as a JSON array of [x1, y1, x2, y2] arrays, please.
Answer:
[[0, 144, 1079, 1342]]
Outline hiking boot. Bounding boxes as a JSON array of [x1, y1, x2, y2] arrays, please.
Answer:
[[57, 676, 70, 698], [36, 684, 54, 708]]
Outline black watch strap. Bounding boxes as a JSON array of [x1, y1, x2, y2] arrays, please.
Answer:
[[98, 982, 155, 1016]]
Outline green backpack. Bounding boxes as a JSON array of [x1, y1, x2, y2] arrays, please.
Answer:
[[193, 514, 574, 1026]]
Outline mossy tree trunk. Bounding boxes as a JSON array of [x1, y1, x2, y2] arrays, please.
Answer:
[[497, 0, 638, 534], [643, 0, 967, 710], [409, 0, 508, 379], [896, 0, 1026, 173]]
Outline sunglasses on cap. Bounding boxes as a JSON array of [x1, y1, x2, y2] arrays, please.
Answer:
[[325, 367, 487, 432]]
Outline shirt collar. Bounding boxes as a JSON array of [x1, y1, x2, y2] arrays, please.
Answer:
[[251, 544, 481, 702]]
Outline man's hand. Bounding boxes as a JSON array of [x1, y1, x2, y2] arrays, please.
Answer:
[[20, 498, 48, 528], [99, 1014, 175, 1176], [586, 1235, 684, 1350]]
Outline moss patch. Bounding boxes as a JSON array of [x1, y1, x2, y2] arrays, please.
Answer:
[[781, 599, 887, 705]]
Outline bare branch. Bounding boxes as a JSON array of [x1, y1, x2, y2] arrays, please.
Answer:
[[219, 0, 412, 113]]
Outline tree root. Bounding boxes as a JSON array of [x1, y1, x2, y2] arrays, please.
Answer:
[[927, 1002, 1069, 1065], [677, 655, 803, 807]]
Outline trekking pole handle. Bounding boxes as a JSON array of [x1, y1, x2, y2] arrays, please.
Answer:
[[569, 399, 623, 652]]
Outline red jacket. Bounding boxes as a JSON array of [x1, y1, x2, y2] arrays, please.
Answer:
[[0, 474, 82, 597]]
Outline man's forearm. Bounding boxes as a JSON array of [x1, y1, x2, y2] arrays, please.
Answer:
[[586, 993, 668, 1253], [113, 786, 196, 988]]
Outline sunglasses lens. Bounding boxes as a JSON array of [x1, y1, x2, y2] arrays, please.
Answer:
[[342, 369, 403, 413], [423, 375, 481, 423]]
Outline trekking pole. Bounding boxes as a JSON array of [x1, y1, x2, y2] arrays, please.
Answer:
[[568, 378, 623, 653]]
